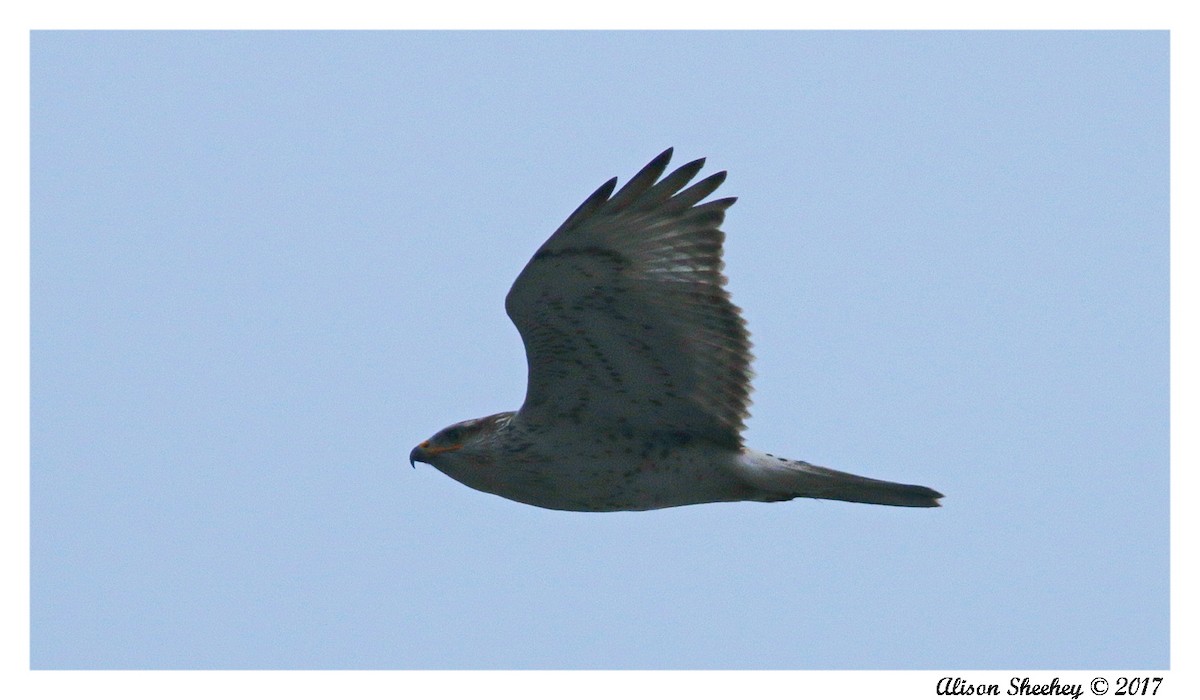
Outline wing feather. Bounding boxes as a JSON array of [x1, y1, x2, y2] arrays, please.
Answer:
[[639, 156, 707, 205], [606, 147, 674, 209], [505, 150, 753, 448], [669, 172, 729, 209]]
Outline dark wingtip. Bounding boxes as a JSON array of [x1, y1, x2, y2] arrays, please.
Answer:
[[555, 176, 618, 232], [637, 148, 674, 182], [608, 148, 677, 210], [671, 171, 732, 209], [597, 176, 618, 197]]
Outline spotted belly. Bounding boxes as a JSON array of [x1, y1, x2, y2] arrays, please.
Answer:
[[433, 438, 757, 512]]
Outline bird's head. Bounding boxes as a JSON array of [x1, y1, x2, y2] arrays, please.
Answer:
[[409, 412, 515, 469]]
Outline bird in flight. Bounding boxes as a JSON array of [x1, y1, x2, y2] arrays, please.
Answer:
[[410, 149, 943, 511]]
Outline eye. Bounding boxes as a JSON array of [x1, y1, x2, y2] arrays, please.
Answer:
[[441, 427, 463, 443]]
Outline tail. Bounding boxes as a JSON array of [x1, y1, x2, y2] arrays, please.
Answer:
[[739, 452, 943, 508]]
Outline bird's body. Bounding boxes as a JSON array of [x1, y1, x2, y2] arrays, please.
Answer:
[[418, 412, 756, 511], [410, 149, 943, 511]]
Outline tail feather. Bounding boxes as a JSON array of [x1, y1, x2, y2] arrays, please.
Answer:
[[790, 463, 944, 508], [740, 452, 944, 508]]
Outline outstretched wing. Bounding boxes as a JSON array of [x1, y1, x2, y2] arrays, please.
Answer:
[[504, 148, 752, 449]]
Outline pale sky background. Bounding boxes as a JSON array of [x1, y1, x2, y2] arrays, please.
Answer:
[[30, 30, 1168, 669]]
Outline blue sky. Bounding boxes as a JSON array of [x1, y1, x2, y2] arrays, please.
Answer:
[[30, 31, 1168, 669]]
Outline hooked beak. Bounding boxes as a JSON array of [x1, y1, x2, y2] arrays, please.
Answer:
[[409, 440, 461, 468]]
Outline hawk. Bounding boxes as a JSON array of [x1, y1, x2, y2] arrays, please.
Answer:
[[409, 149, 943, 511]]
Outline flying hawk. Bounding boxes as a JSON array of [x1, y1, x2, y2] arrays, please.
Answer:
[[409, 149, 943, 511]]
